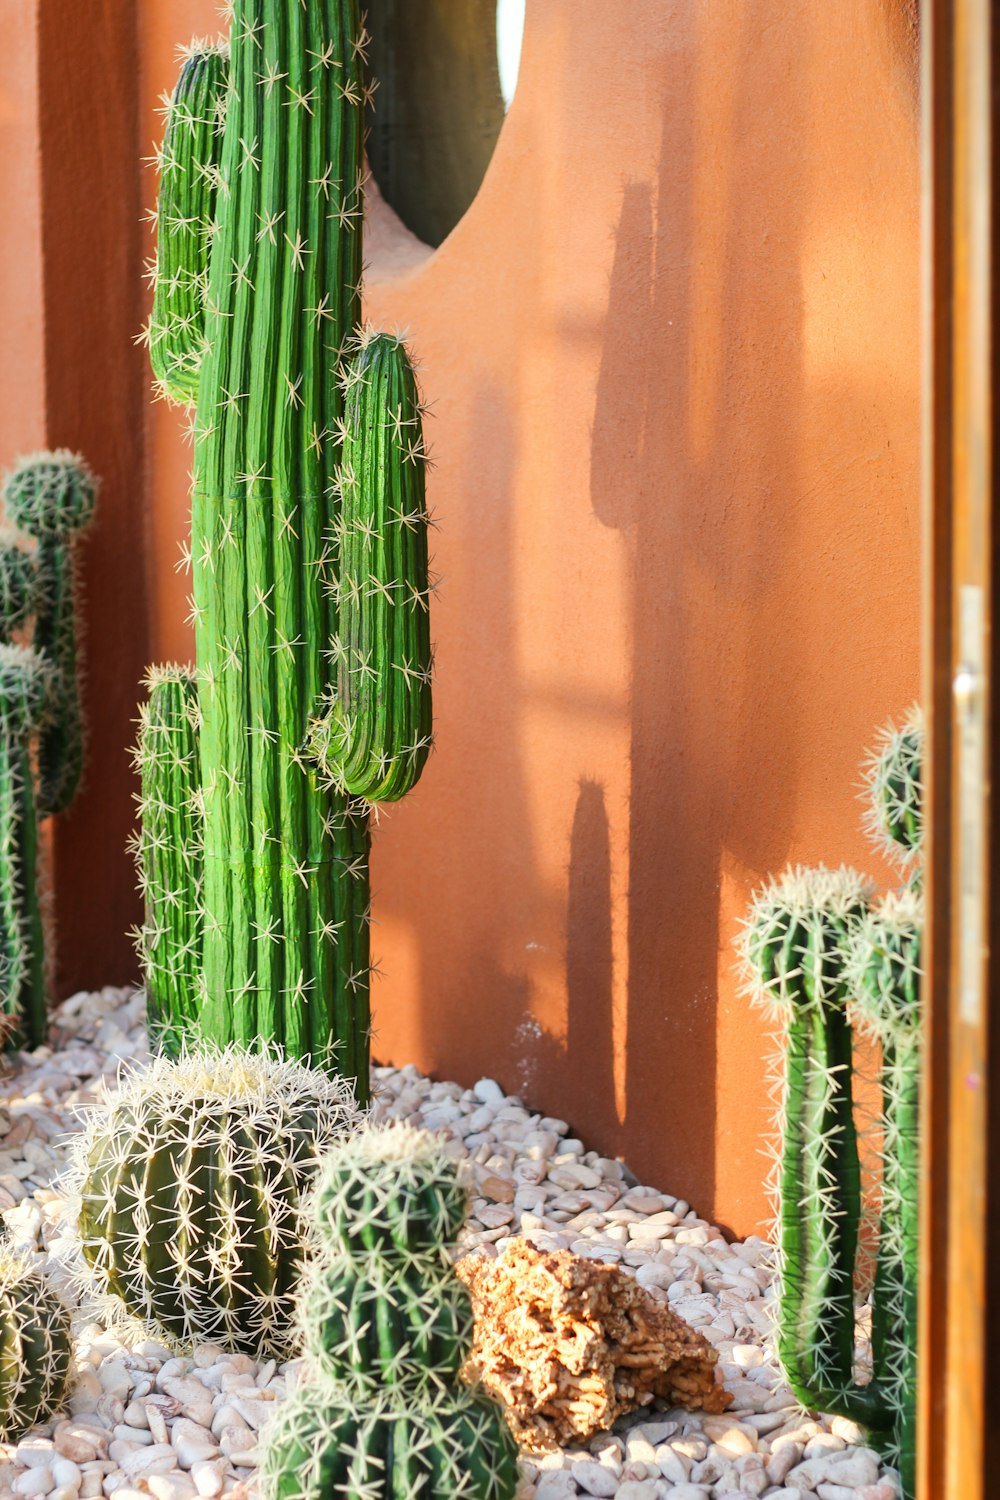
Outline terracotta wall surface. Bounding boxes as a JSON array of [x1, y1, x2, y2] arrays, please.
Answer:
[[136, 0, 921, 1236], [0, 1, 149, 996]]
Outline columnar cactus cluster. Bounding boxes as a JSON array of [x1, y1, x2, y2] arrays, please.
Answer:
[[0, 454, 94, 1047], [738, 709, 924, 1498], [138, 0, 433, 1087], [0, 1248, 72, 1440], [260, 1123, 519, 1500], [66, 1047, 361, 1357]]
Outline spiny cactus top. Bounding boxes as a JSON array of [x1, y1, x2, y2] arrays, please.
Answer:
[[845, 888, 923, 1046], [0, 645, 53, 741], [861, 704, 923, 872], [65, 1046, 362, 1356], [3, 451, 96, 539], [737, 863, 873, 1017], [0, 533, 38, 642], [0, 1248, 72, 1440]]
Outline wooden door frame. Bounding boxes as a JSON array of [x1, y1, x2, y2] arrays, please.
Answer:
[[919, 0, 997, 1494]]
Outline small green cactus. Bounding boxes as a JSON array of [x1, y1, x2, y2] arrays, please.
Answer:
[[148, 41, 230, 405], [132, 665, 204, 1056], [738, 864, 884, 1426], [861, 704, 923, 875], [3, 451, 96, 816], [0, 646, 54, 1048], [0, 532, 38, 643], [0, 1247, 72, 1439], [66, 1048, 361, 1356], [260, 1124, 518, 1500], [845, 890, 922, 1496]]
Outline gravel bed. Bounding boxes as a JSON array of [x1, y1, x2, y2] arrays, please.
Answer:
[[0, 988, 899, 1500]]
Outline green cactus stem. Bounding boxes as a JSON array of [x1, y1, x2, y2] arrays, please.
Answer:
[[845, 890, 922, 1496], [0, 532, 38, 643], [0, 645, 54, 1049], [861, 704, 923, 876], [183, 0, 375, 1077], [0, 1248, 72, 1440], [739, 864, 888, 1429], [3, 451, 96, 817], [148, 41, 230, 405], [132, 666, 204, 1057], [309, 331, 433, 803], [67, 1047, 361, 1356], [260, 1123, 518, 1500]]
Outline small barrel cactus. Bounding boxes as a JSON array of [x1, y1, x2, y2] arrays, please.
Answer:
[[260, 1123, 518, 1500], [0, 1247, 72, 1439], [0, 645, 54, 1047], [2, 450, 96, 816], [132, 665, 204, 1056], [66, 1048, 361, 1356], [0, 533, 38, 643]]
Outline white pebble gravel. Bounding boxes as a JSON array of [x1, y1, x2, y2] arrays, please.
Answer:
[[0, 988, 900, 1500]]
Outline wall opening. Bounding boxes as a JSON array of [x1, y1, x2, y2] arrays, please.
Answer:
[[365, 0, 524, 248]]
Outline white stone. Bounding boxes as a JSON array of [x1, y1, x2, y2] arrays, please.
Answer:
[[15, 1442, 55, 1470], [472, 1079, 505, 1107], [121, 1445, 177, 1481], [613, 1484, 660, 1500], [147, 1476, 196, 1500], [189, 1462, 226, 1499], [571, 1461, 617, 1497], [13, 1468, 53, 1497]]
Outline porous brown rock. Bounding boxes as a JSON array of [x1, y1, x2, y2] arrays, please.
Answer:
[[456, 1240, 732, 1451]]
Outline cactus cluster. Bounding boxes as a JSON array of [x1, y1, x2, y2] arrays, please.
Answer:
[[65, 1047, 361, 1356], [260, 1123, 518, 1500], [0, 1247, 72, 1440], [0, 453, 95, 1047], [738, 708, 923, 1497], [138, 1, 433, 1084]]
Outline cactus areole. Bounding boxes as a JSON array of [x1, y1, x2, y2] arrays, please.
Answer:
[[144, 0, 433, 1086]]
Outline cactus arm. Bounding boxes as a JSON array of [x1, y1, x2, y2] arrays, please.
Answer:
[[311, 333, 433, 803], [0, 740, 28, 1043], [150, 44, 230, 405], [135, 666, 204, 1056]]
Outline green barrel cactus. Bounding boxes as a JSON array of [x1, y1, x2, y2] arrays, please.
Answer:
[[140, 1, 433, 1089], [2, 451, 96, 816], [260, 1123, 518, 1500], [0, 533, 38, 643], [738, 864, 885, 1426], [845, 890, 922, 1496], [0, 1248, 72, 1439], [0, 646, 54, 1048], [149, 41, 230, 405], [66, 1047, 361, 1356], [132, 666, 204, 1057]]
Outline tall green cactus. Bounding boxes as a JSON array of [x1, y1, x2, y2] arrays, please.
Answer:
[[3, 451, 96, 816], [260, 1123, 519, 1500], [738, 708, 924, 1497], [141, 2, 433, 1088], [0, 646, 54, 1048], [132, 666, 203, 1056]]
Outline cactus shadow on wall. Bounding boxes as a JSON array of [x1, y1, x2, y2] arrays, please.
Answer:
[[589, 4, 811, 1227]]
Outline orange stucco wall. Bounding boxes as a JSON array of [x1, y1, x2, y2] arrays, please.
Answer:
[[6, 1, 920, 1236]]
